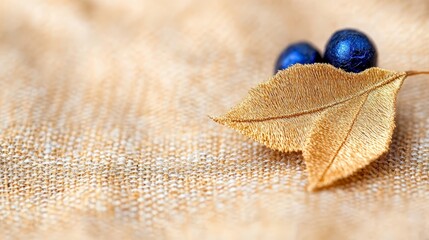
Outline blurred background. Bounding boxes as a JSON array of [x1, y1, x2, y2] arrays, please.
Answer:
[[0, 0, 428, 239]]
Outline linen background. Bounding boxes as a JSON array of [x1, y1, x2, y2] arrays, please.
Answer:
[[0, 0, 428, 239]]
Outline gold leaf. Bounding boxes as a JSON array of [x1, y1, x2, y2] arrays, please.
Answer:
[[212, 63, 409, 190]]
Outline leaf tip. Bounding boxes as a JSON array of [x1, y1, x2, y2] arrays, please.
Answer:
[[209, 115, 229, 125], [306, 182, 322, 192], [208, 115, 219, 122]]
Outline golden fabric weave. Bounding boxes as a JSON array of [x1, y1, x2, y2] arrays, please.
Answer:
[[0, 0, 428, 239]]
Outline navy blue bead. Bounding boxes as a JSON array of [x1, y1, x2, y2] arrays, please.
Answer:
[[275, 42, 322, 73], [324, 29, 377, 73]]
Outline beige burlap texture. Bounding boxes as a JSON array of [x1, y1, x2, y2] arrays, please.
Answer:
[[0, 0, 428, 239]]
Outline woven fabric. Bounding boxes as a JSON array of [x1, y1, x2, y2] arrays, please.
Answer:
[[0, 0, 428, 239]]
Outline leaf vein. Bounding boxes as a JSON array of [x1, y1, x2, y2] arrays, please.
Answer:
[[316, 93, 370, 184], [228, 73, 404, 123]]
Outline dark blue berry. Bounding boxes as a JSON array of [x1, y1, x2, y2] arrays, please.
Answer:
[[324, 29, 377, 73], [275, 42, 322, 73]]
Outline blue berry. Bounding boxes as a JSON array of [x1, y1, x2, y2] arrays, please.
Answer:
[[275, 42, 322, 73], [324, 29, 377, 73]]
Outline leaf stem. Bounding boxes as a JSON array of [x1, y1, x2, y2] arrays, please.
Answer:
[[405, 71, 429, 77]]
